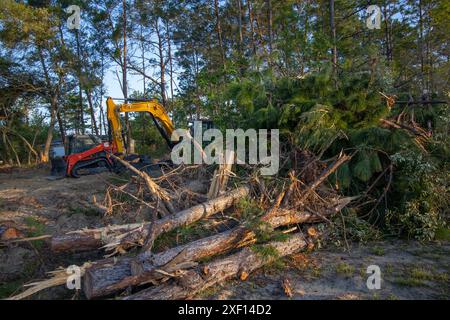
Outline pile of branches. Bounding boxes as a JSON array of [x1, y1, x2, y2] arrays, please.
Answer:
[[9, 150, 353, 300]]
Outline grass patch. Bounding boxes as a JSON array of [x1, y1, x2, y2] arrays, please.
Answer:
[[236, 197, 264, 221], [251, 244, 279, 261], [394, 266, 448, 287], [261, 258, 286, 273], [434, 227, 450, 241], [385, 263, 394, 274], [387, 293, 399, 300], [0, 280, 23, 299], [310, 266, 322, 278], [196, 285, 221, 299], [107, 173, 131, 185], [153, 222, 211, 252], [395, 277, 425, 287], [410, 267, 433, 280], [370, 246, 385, 256], [23, 216, 46, 249], [335, 262, 355, 277], [68, 206, 101, 217], [251, 244, 286, 273]]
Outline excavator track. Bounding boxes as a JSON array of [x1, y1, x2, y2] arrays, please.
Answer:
[[71, 158, 112, 178]]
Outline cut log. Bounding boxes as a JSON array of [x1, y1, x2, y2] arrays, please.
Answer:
[[82, 199, 351, 299], [123, 232, 309, 300], [51, 185, 250, 253]]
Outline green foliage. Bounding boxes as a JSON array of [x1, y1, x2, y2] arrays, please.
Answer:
[[331, 208, 382, 244], [129, 112, 171, 158], [335, 262, 355, 277], [224, 63, 448, 242], [385, 150, 448, 241], [236, 197, 289, 244], [250, 244, 280, 262]]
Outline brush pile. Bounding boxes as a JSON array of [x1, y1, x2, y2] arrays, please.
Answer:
[[8, 148, 353, 300]]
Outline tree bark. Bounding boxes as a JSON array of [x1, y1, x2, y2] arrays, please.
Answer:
[[165, 20, 174, 103], [247, 0, 257, 56], [75, 30, 84, 134], [56, 108, 66, 146], [85, 88, 99, 135], [214, 0, 226, 68], [155, 19, 167, 108], [237, 0, 244, 53], [122, 0, 131, 153], [83, 226, 252, 299], [37, 47, 59, 162], [42, 98, 57, 162], [267, 0, 273, 53], [329, 0, 337, 79]]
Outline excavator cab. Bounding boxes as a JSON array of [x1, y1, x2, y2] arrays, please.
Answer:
[[67, 135, 103, 154], [49, 134, 114, 179]]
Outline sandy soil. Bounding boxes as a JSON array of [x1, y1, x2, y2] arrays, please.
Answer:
[[0, 166, 448, 300], [0, 166, 112, 298], [203, 241, 449, 300]]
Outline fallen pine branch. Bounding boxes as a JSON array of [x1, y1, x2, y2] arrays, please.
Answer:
[[297, 151, 351, 204], [111, 154, 175, 215]]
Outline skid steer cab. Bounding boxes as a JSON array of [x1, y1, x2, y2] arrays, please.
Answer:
[[49, 134, 115, 179]]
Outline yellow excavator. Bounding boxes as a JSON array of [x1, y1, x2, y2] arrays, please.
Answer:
[[49, 97, 177, 178]]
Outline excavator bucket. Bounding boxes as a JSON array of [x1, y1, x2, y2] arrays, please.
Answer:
[[47, 157, 67, 180]]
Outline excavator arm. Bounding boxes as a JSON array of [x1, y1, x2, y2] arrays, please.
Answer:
[[106, 97, 177, 154]]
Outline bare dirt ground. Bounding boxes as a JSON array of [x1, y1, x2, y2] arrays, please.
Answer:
[[203, 241, 449, 300], [0, 166, 448, 300]]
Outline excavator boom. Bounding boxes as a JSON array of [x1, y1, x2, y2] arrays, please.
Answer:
[[106, 97, 176, 154]]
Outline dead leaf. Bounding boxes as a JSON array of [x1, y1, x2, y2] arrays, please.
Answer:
[[240, 271, 248, 281], [202, 266, 209, 275], [290, 253, 309, 269], [296, 289, 305, 296], [1, 227, 23, 240], [338, 293, 360, 300], [282, 279, 293, 297], [307, 226, 318, 238]]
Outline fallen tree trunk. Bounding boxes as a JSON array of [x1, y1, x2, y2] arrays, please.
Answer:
[[82, 198, 352, 299], [51, 185, 250, 253], [83, 226, 253, 299], [50, 223, 147, 253], [123, 232, 309, 300]]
